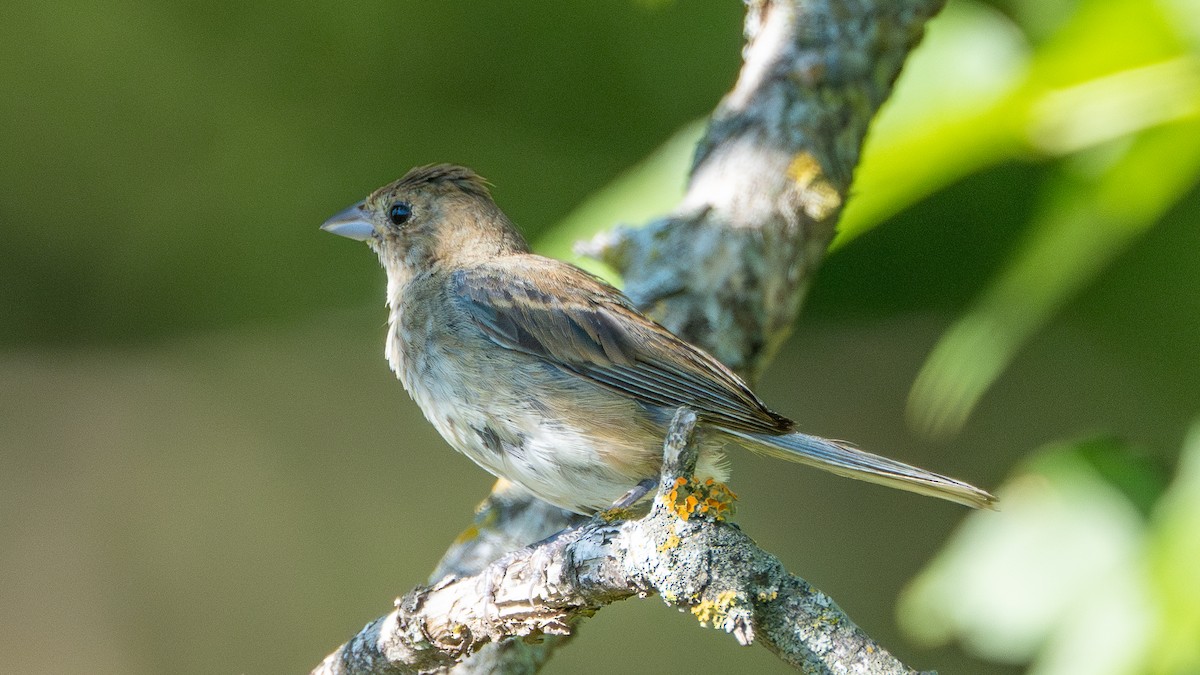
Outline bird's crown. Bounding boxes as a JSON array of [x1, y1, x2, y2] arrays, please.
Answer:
[[374, 163, 493, 202]]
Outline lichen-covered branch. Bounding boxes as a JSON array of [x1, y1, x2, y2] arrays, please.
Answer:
[[314, 0, 945, 672], [313, 412, 923, 675], [584, 0, 946, 379]]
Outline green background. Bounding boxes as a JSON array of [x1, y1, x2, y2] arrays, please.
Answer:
[[3, 1, 1197, 673]]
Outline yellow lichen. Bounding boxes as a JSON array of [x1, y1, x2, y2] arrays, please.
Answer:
[[657, 533, 681, 552], [787, 152, 823, 185], [786, 151, 842, 221], [691, 590, 740, 627]]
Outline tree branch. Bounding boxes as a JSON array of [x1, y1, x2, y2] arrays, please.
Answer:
[[314, 411, 924, 675], [586, 0, 945, 378], [314, 0, 946, 672]]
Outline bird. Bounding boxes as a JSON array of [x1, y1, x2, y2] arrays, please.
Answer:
[[322, 164, 996, 515]]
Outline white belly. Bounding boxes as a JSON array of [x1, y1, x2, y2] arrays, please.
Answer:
[[386, 296, 728, 514]]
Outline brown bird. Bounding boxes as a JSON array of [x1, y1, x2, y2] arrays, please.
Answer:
[[322, 164, 996, 514]]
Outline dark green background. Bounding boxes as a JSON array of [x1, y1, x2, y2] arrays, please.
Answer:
[[3, 1, 1196, 673]]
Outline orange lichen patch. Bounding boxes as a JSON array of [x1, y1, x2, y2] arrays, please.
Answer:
[[661, 476, 738, 522]]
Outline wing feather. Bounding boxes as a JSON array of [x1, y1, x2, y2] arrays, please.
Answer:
[[451, 260, 791, 434]]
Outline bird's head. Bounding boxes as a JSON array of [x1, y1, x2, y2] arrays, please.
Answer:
[[322, 164, 529, 283]]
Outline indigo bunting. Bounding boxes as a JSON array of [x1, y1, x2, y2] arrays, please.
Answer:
[[322, 164, 995, 514]]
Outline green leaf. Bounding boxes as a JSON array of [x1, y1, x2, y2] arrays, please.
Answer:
[[902, 0, 1200, 438], [1145, 421, 1200, 674], [901, 421, 1200, 674], [907, 117, 1200, 439], [835, 1, 1031, 248], [897, 440, 1153, 669]]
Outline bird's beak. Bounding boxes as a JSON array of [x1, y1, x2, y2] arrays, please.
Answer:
[[321, 202, 376, 241]]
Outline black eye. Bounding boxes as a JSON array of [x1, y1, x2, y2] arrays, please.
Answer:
[[388, 202, 412, 226]]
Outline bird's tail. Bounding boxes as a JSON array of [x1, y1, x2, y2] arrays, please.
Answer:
[[723, 428, 997, 510]]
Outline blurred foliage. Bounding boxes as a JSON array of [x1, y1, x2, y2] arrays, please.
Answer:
[[885, 3, 1200, 671], [3, 0, 1199, 674], [538, 0, 1200, 441], [536, 0, 1200, 671], [896, 0, 1200, 441], [900, 423, 1200, 675], [0, 0, 743, 345]]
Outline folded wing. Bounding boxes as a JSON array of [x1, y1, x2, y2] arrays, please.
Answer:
[[451, 260, 792, 435]]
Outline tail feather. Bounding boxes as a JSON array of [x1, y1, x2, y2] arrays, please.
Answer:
[[724, 429, 997, 510]]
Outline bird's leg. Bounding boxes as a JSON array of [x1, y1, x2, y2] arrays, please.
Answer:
[[480, 408, 699, 616], [598, 477, 659, 522], [614, 477, 662, 509]]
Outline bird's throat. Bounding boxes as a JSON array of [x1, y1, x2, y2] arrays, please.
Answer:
[[382, 259, 414, 384]]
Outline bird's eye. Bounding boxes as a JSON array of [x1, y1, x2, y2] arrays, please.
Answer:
[[388, 202, 413, 226]]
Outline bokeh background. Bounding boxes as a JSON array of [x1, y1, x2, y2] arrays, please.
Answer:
[[3, 1, 1198, 673]]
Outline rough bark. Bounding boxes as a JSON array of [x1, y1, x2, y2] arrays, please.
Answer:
[[314, 0, 946, 672], [313, 412, 924, 675]]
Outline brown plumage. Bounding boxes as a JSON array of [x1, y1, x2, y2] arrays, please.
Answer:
[[451, 262, 794, 435], [322, 164, 997, 513]]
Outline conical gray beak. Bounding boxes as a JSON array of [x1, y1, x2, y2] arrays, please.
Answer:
[[321, 202, 375, 241]]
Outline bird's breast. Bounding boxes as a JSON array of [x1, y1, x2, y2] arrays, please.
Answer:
[[383, 288, 725, 513]]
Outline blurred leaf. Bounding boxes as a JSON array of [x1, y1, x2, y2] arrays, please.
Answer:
[[841, 0, 1197, 246], [1027, 58, 1200, 155], [1029, 0, 1188, 84], [907, 117, 1200, 439], [836, 2, 1031, 248], [902, 422, 1200, 674], [901, 0, 1200, 438], [1145, 421, 1200, 674], [898, 439, 1155, 672], [888, 0, 1199, 437], [1074, 437, 1169, 519], [1160, 0, 1200, 50]]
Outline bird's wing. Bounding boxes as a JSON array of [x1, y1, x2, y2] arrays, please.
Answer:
[[450, 260, 792, 434]]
